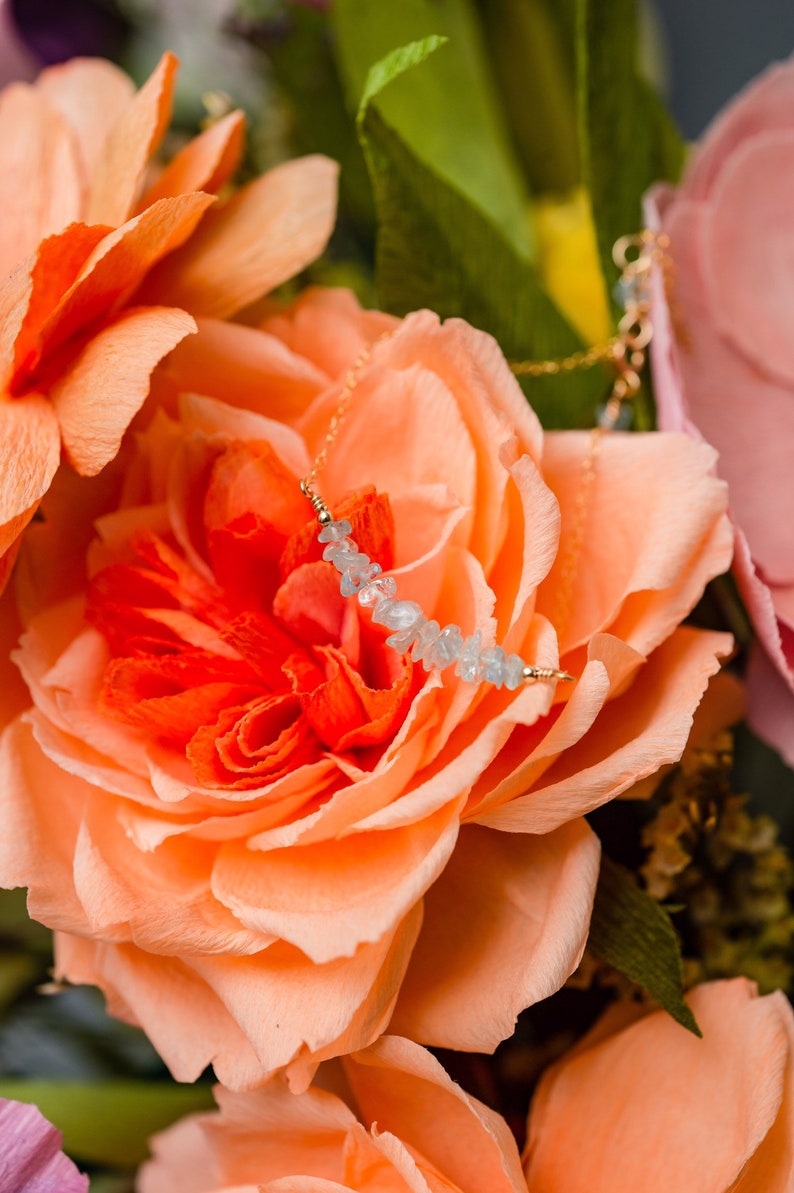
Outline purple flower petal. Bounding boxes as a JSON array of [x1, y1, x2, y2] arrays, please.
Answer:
[[0, 1098, 88, 1193]]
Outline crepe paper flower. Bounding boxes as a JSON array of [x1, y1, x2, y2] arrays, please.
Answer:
[[524, 978, 794, 1191], [0, 50, 337, 591], [0, 291, 732, 1090], [646, 59, 794, 766], [0, 1096, 88, 1192], [138, 1034, 526, 1193]]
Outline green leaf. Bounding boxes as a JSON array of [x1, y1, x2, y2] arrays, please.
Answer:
[[357, 35, 449, 117], [577, 0, 685, 292], [589, 855, 701, 1036], [333, 0, 533, 257], [356, 37, 606, 428], [0, 1080, 215, 1166], [479, 0, 580, 193], [259, 5, 376, 234]]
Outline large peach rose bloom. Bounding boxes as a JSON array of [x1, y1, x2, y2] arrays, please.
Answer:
[[525, 978, 794, 1190], [138, 1035, 526, 1193], [0, 293, 732, 1088], [646, 59, 794, 765], [0, 51, 336, 585]]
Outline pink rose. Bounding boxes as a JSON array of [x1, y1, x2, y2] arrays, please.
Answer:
[[647, 59, 794, 764]]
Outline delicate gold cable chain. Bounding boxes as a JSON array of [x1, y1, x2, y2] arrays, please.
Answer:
[[511, 337, 622, 377], [511, 228, 668, 429], [302, 333, 393, 503], [303, 230, 667, 502]]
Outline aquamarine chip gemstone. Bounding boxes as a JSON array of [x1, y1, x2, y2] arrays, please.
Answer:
[[386, 620, 425, 652], [455, 631, 482, 682], [340, 561, 382, 597], [358, 576, 397, 606], [503, 653, 526, 690], [332, 549, 370, 574], [322, 537, 356, 561], [424, 624, 463, 671], [372, 599, 423, 631], [479, 645, 507, 688], [411, 620, 440, 663], [317, 519, 352, 543]]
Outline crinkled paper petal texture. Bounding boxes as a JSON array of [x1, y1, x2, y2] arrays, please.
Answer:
[[344, 1036, 527, 1193], [141, 156, 339, 318], [524, 979, 794, 1193], [390, 820, 600, 1049], [0, 1097, 88, 1192], [49, 306, 196, 475], [139, 1036, 526, 1193], [53, 900, 423, 1091], [0, 397, 60, 553]]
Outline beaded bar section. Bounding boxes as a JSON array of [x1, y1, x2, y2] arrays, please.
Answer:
[[301, 483, 573, 690]]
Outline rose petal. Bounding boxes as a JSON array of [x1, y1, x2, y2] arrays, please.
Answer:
[[50, 306, 196, 476], [159, 317, 329, 423], [140, 1083, 355, 1193], [345, 1036, 526, 1193], [0, 1097, 88, 1192], [706, 131, 794, 385], [746, 643, 794, 768], [39, 193, 213, 362], [140, 109, 246, 207], [389, 819, 599, 1050], [0, 396, 61, 552], [56, 904, 423, 1091], [476, 626, 731, 834], [0, 82, 81, 276], [683, 60, 794, 201], [85, 51, 178, 226], [538, 430, 732, 656], [211, 802, 460, 963], [36, 57, 135, 180], [142, 155, 339, 318], [262, 286, 397, 380], [524, 979, 794, 1193]]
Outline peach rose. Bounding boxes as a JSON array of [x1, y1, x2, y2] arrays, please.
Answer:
[[524, 978, 794, 1190], [138, 1035, 526, 1193], [0, 292, 732, 1089], [0, 50, 337, 587], [646, 59, 794, 765]]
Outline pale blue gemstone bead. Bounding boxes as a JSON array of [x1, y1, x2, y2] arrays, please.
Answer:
[[596, 401, 633, 430], [386, 619, 425, 653], [479, 646, 507, 688], [503, 653, 526, 690], [411, 620, 441, 663], [455, 631, 482, 682], [317, 519, 352, 543], [424, 624, 463, 671], [358, 576, 397, 607], [332, 549, 370, 574], [322, 537, 356, 562], [372, 598, 423, 631], [340, 561, 382, 597]]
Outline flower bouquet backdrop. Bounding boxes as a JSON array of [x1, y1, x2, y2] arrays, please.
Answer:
[[0, 1, 793, 1189]]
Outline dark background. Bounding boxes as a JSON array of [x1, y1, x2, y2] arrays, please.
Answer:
[[655, 0, 794, 136]]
